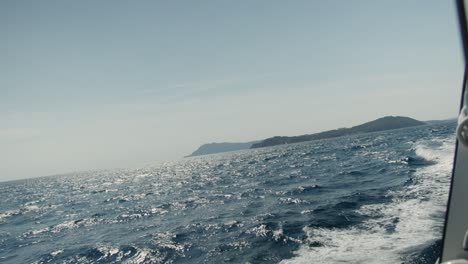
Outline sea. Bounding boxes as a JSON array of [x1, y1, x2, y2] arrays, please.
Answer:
[[0, 121, 457, 264]]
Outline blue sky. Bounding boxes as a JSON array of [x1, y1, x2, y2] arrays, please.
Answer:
[[1, 0, 464, 181]]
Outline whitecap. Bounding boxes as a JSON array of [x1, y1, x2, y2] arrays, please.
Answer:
[[281, 136, 454, 264]]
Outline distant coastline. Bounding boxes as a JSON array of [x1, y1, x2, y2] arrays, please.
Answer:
[[187, 116, 426, 157], [251, 116, 425, 148]]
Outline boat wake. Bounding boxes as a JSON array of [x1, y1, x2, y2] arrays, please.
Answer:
[[281, 138, 454, 264]]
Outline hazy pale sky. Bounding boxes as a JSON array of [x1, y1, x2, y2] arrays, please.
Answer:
[[1, 0, 464, 181]]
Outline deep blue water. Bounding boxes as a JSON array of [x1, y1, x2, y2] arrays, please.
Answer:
[[0, 121, 456, 263]]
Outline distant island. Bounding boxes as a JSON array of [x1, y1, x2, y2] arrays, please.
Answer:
[[187, 116, 426, 156], [251, 116, 425, 148], [251, 116, 426, 148], [188, 141, 259, 157]]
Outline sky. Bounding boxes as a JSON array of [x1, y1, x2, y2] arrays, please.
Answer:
[[0, 0, 464, 181]]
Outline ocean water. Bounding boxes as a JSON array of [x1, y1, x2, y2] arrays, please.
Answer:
[[0, 121, 456, 264]]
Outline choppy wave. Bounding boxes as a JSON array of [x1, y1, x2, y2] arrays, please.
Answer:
[[282, 136, 454, 264], [0, 121, 456, 263]]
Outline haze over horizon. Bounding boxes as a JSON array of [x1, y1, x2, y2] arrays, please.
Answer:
[[1, 0, 464, 181]]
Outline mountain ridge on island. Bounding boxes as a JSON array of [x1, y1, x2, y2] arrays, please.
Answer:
[[251, 116, 425, 148], [187, 116, 426, 157]]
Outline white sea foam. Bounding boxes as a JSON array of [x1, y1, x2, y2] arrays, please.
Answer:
[[0, 209, 20, 221], [50, 249, 63, 257], [281, 137, 455, 264], [0, 204, 43, 222]]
